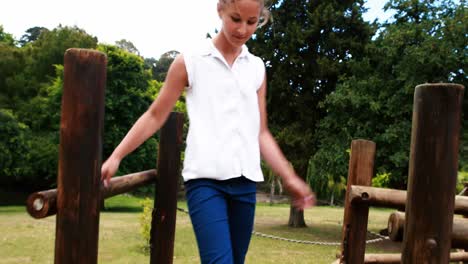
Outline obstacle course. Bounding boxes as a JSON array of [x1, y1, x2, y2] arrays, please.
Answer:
[[26, 48, 466, 264], [336, 83, 466, 263]]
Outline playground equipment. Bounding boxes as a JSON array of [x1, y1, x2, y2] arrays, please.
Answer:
[[26, 48, 467, 264], [26, 49, 184, 264], [336, 83, 466, 263]]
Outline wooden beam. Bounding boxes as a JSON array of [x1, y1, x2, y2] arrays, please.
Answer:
[[348, 185, 468, 215], [402, 83, 464, 263], [355, 252, 468, 263], [340, 140, 376, 264], [364, 254, 400, 264], [387, 211, 468, 249], [334, 252, 468, 263], [26, 170, 157, 219], [54, 48, 107, 264]]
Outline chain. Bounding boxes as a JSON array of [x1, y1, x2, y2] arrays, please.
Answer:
[[177, 207, 190, 214], [177, 207, 389, 246], [251, 231, 342, 246]]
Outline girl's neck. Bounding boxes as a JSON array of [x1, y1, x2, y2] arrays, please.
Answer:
[[213, 33, 242, 59]]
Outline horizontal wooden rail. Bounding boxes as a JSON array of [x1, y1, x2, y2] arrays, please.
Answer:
[[387, 211, 468, 249], [349, 185, 468, 215], [361, 252, 468, 263], [26, 169, 157, 219]]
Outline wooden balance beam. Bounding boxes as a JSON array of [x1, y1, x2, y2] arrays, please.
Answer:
[[387, 211, 468, 249], [26, 169, 157, 219], [349, 185, 468, 215]]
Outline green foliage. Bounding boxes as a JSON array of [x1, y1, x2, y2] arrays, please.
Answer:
[[249, 0, 374, 179], [0, 109, 31, 186], [145, 50, 179, 82], [0, 25, 164, 190], [0, 25, 16, 46], [457, 171, 468, 194], [139, 197, 153, 253], [26, 133, 59, 188], [98, 44, 159, 175], [372, 172, 392, 188], [19, 27, 47, 46], [311, 0, 467, 196], [23, 25, 97, 97], [115, 39, 139, 55]]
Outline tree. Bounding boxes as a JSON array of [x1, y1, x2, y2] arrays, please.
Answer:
[[25, 25, 98, 88], [149, 50, 179, 82], [311, 0, 467, 201], [0, 36, 25, 109], [19, 26, 48, 46], [97, 44, 160, 176], [0, 25, 16, 46], [115, 39, 140, 55], [249, 0, 374, 227], [0, 109, 32, 188]]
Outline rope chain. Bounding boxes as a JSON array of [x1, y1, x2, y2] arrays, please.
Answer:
[[177, 207, 389, 246]]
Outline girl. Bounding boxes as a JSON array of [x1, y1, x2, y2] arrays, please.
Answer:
[[101, 0, 315, 263]]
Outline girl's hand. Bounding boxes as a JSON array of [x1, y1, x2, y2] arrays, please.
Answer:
[[101, 156, 121, 188], [283, 176, 316, 210]]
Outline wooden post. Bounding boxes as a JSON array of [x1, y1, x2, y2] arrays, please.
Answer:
[[55, 49, 107, 264], [402, 83, 465, 263], [150, 112, 184, 264], [340, 140, 376, 264]]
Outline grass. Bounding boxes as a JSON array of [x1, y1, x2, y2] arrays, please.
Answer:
[[0, 194, 400, 263]]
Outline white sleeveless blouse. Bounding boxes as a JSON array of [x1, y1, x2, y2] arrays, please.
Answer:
[[181, 40, 265, 182]]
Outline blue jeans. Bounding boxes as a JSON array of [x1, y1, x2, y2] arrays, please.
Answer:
[[185, 176, 257, 264]]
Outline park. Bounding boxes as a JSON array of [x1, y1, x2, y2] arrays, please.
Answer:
[[3, 48, 466, 263], [1, 1, 467, 263]]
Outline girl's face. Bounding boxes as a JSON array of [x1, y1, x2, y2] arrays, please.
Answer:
[[218, 0, 261, 48]]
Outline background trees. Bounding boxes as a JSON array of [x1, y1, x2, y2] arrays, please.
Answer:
[[248, 0, 374, 226], [0, 26, 164, 191], [311, 0, 467, 199], [0, 0, 465, 211]]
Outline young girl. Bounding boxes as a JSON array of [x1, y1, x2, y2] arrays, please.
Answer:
[[101, 0, 315, 263]]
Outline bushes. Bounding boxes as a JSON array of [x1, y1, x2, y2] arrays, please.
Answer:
[[139, 197, 153, 253], [0, 109, 31, 187]]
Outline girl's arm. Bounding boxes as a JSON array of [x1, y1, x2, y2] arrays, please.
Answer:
[[257, 74, 315, 209], [101, 54, 188, 186]]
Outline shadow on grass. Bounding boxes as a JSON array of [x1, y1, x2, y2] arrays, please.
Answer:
[[102, 206, 143, 213], [0, 190, 29, 206]]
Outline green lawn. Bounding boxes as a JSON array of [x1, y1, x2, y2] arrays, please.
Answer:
[[0, 194, 400, 263]]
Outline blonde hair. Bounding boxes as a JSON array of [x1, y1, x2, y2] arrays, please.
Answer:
[[218, 0, 271, 27]]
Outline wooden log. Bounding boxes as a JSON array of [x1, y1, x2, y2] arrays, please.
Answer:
[[150, 112, 184, 264], [388, 211, 468, 249], [26, 189, 57, 219], [335, 252, 468, 264], [349, 186, 406, 211], [349, 185, 468, 215], [26, 170, 157, 219], [352, 252, 468, 263], [340, 140, 376, 264], [55, 48, 107, 264], [402, 83, 464, 263], [387, 211, 405, 241], [364, 254, 400, 264]]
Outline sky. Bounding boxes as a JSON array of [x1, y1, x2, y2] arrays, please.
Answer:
[[2, 0, 393, 59]]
